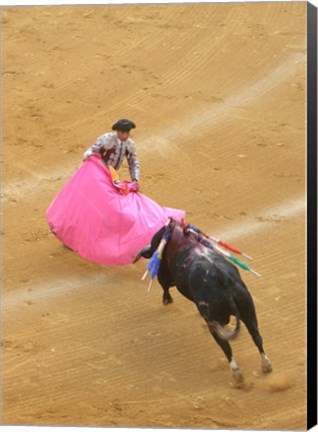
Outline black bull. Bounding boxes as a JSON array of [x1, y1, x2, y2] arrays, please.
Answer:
[[133, 220, 272, 386]]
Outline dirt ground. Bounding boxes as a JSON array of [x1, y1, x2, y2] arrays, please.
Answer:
[[1, 2, 307, 430]]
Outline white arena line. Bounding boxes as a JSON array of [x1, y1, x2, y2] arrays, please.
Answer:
[[2, 195, 305, 312], [149, 52, 305, 148], [214, 196, 305, 240], [2, 51, 305, 203]]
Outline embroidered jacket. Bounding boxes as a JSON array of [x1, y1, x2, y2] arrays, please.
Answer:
[[83, 132, 140, 182]]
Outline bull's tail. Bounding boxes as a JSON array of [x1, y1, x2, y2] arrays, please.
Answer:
[[210, 315, 240, 340], [209, 295, 241, 340]]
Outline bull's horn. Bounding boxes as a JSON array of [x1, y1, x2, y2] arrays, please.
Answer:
[[132, 245, 152, 263], [132, 251, 143, 263]]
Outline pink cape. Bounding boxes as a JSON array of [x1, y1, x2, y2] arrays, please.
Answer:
[[46, 154, 185, 265]]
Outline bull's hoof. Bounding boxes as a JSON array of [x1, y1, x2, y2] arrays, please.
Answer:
[[262, 358, 273, 374], [163, 297, 174, 305], [232, 368, 245, 388]]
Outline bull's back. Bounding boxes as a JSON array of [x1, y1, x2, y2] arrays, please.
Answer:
[[170, 246, 246, 297]]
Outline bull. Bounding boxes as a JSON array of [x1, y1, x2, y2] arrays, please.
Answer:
[[133, 218, 272, 386]]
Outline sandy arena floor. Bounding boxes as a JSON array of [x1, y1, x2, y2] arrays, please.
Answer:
[[2, 2, 307, 429]]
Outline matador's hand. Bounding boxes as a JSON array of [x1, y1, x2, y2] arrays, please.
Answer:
[[132, 180, 140, 192]]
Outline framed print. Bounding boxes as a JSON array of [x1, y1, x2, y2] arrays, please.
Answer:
[[1, 0, 317, 431]]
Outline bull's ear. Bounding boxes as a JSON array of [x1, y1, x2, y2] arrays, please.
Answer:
[[183, 226, 190, 236]]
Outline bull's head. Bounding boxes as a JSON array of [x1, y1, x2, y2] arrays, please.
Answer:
[[132, 219, 177, 264]]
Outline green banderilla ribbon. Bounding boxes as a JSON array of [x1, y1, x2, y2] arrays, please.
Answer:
[[228, 254, 261, 277]]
